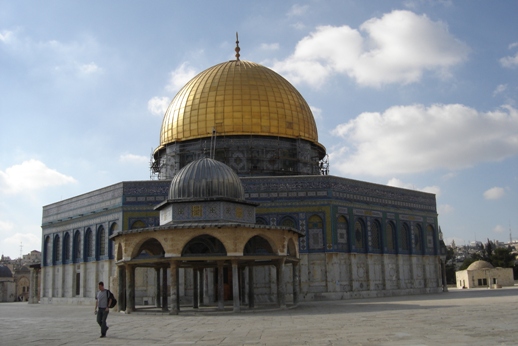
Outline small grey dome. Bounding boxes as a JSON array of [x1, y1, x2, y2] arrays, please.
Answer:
[[169, 158, 244, 200], [467, 260, 494, 270], [0, 265, 13, 278]]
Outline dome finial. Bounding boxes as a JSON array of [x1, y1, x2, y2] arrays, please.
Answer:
[[235, 32, 241, 61]]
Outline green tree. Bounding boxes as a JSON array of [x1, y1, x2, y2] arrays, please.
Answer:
[[458, 253, 482, 270], [490, 247, 514, 268]]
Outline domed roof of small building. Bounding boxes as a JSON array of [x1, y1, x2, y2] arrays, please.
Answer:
[[467, 260, 494, 270], [169, 158, 244, 201], [157, 59, 322, 151], [0, 265, 13, 278]]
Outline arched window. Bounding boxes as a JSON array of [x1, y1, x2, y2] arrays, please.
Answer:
[[44, 236, 51, 266], [255, 217, 267, 225], [131, 220, 146, 229], [400, 223, 410, 251], [413, 224, 423, 254], [354, 219, 365, 251], [426, 225, 435, 251], [63, 232, 71, 262], [371, 220, 381, 251], [98, 226, 106, 257], [85, 228, 93, 259], [385, 221, 395, 251], [54, 235, 61, 264], [280, 217, 296, 228], [308, 215, 324, 250], [74, 231, 81, 262], [337, 215, 348, 245]]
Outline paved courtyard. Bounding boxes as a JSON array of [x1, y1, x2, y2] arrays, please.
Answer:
[[1, 287, 518, 345]]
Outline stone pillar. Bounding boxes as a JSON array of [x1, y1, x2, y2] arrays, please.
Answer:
[[29, 268, 37, 304], [248, 266, 254, 308], [117, 266, 125, 312], [192, 268, 199, 309], [217, 261, 224, 311], [169, 261, 179, 315], [155, 268, 161, 308], [232, 260, 240, 312], [276, 258, 286, 308], [126, 264, 135, 313], [292, 262, 299, 305], [441, 259, 448, 292], [162, 267, 168, 311], [80, 263, 86, 297], [198, 269, 204, 306]]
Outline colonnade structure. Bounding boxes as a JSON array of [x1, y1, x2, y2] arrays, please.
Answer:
[[111, 158, 302, 313]]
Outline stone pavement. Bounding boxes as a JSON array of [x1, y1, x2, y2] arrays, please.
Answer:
[[2, 287, 518, 346]]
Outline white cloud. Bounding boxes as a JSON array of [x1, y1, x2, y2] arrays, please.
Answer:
[[491, 224, 505, 234], [438, 204, 454, 215], [493, 84, 507, 96], [2, 232, 41, 257], [260, 43, 280, 51], [500, 52, 518, 68], [386, 178, 440, 195], [0, 30, 13, 43], [165, 62, 198, 94], [310, 106, 323, 121], [483, 186, 505, 200], [119, 154, 149, 165], [0, 220, 14, 232], [287, 4, 309, 17], [272, 10, 469, 88], [148, 96, 170, 116], [78, 62, 101, 75], [330, 104, 518, 176], [0, 160, 76, 194]]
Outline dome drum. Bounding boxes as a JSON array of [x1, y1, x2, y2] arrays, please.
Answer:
[[153, 135, 326, 179]]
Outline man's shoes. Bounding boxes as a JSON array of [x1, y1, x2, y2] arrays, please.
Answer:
[[100, 335, 105, 338]]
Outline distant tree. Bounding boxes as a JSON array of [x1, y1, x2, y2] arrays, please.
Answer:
[[445, 246, 456, 284], [459, 253, 482, 270], [490, 247, 514, 268]]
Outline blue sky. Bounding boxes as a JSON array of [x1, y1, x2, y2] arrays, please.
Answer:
[[1, 0, 517, 259]]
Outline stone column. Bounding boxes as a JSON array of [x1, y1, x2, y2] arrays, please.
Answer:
[[126, 264, 135, 313], [276, 258, 286, 308], [248, 266, 255, 308], [80, 262, 86, 297], [29, 268, 36, 304], [117, 266, 125, 312], [232, 260, 240, 312], [217, 261, 224, 311], [155, 268, 161, 308], [198, 269, 204, 306], [192, 268, 199, 309], [441, 259, 448, 292], [292, 262, 299, 305], [169, 261, 179, 315], [162, 267, 168, 311]]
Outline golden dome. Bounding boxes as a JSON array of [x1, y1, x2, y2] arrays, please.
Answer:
[[158, 60, 320, 149]]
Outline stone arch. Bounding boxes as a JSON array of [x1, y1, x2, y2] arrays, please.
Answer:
[[354, 218, 366, 252], [181, 234, 227, 257], [53, 234, 61, 265], [244, 235, 274, 255], [133, 237, 166, 259], [116, 243, 123, 261]]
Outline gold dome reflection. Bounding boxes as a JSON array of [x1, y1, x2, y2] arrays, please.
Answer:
[[159, 60, 320, 149]]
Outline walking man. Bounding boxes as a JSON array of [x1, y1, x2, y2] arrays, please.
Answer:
[[94, 281, 112, 338]]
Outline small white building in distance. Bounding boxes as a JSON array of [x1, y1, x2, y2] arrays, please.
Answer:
[[456, 260, 514, 289]]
